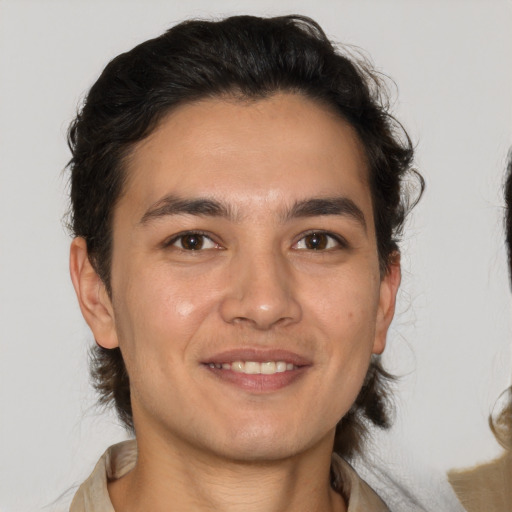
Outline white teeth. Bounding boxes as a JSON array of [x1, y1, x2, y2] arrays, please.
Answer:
[[231, 361, 244, 372], [260, 362, 276, 374], [216, 361, 296, 375], [244, 361, 260, 374], [276, 361, 287, 373]]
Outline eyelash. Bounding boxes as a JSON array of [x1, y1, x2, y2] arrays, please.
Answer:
[[163, 231, 220, 251], [163, 230, 349, 252], [293, 230, 349, 251]]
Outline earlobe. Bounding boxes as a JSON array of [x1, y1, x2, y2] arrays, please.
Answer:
[[69, 237, 119, 349], [372, 253, 401, 355]]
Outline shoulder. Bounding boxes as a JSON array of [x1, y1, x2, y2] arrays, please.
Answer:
[[69, 440, 137, 512], [331, 453, 390, 512], [448, 451, 512, 512]]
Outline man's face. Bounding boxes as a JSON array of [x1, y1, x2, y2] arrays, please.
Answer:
[[82, 93, 399, 461]]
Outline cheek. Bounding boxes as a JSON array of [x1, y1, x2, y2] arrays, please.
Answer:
[[307, 271, 380, 342], [112, 263, 219, 366], [304, 269, 381, 414]]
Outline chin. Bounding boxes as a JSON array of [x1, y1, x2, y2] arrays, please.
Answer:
[[212, 421, 327, 463], [220, 440, 302, 463]]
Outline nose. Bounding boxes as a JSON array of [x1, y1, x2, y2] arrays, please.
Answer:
[[219, 250, 302, 330]]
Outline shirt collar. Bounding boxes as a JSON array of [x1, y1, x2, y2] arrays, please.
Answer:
[[70, 440, 389, 512]]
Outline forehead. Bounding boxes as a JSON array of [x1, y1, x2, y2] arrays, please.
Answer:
[[119, 93, 371, 221]]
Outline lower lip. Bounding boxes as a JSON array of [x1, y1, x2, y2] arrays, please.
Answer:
[[203, 365, 309, 392]]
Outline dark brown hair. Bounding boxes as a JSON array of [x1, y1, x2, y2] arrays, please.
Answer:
[[68, 15, 423, 458], [489, 152, 512, 450]]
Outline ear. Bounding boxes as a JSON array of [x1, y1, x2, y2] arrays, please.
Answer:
[[372, 252, 401, 355], [69, 237, 119, 349]]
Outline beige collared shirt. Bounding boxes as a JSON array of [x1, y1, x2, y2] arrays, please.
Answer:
[[448, 452, 512, 512], [70, 440, 389, 511]]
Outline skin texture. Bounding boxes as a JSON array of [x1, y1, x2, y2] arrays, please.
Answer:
[[70, 93, 400, 512]]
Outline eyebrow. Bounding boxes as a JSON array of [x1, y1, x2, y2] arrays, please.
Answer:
[[140, 195, 234, 224], [140, 194, 367, 231], [286, 197, 367, 231]]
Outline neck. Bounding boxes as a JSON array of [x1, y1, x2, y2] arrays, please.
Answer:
[[108, 430, 346, 512]]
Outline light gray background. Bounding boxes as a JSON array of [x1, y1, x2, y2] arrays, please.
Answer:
[[1, 0, 511, 510]]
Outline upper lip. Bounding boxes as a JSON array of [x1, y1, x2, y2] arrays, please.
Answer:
[[202, 348, 312, 367]]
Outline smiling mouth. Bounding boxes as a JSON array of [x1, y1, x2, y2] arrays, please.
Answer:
[[206, 361, 298, 375], [201, 349, 311, 392]]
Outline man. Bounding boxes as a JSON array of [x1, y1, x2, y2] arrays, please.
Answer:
[[448, 154, 512, 511], [67, 15, 422, 511]]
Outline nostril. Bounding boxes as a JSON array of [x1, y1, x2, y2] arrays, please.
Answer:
[[219, 264, 302, 328]]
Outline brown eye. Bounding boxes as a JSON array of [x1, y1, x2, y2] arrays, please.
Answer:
[[304, 232, 328, 250], [171, 233, 217, 251], [181, 234, 204, 250], [294, 232, 342, 251]]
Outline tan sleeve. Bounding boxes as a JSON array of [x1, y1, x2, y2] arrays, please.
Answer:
[[448, 453, 512, 512]]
